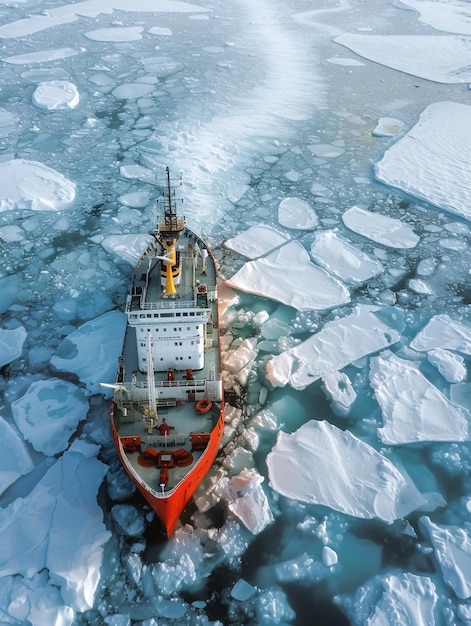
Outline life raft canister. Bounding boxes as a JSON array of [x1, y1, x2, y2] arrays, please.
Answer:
[[195, 398, 212, 414]]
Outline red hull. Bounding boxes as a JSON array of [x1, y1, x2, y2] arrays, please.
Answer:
[[110, 402, 224, 537]]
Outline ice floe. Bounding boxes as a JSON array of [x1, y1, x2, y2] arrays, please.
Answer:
[[267, 420, 425, 522], [224, 225, 289, 259], [420, 516, 471, 600], [51, 310, 127, 396], [342, 206, 419, 249], [100, 234, 154, 266], [375, 102, 471, 221], [277, 196, 318, 230], [0, 160, 76, 212], [370, 351, 471, 444], [0, 416, 34, 496], [266, 305, 402, 390], [337, 572, 438, 626], [410, 313, 471, 354], [11, 378, 90, 455], [0, 326, 27, 367], [310, 230, 383, 283], [226, 240, 350, 311], [373, 117, 404, 137], [32, 80, 80, 110], [335, 34, 471, 83], [399, 0, 471, 35], [0, 441, 110, 614]]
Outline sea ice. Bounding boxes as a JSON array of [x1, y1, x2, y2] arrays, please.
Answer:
[[375, 102, 471, 221], [215, 468, 274, 535], [372, 117, 404, 137], [51, 310, 127, 396], [310, 230, 383, 283], [0, 326, 27, 367], [336, 572, 438, 626], [427, 348, 466, 383], [0, 415, 34, 496], [410, 313, 471, 354], [335, 34, 471, 83], [0, 159, 76, 212], [224, 224, 289, 259], [32, 80, 80, 110], [267, 420, 425, 522], [0, 441, 110, 613], [342, 206, 419, 249], [399, 0, 471, 35], [226, 240, 350, 311], [11, 378, 89, 455], [420, 516, 471, 600], [101, 234, 154, 266], [321, 371, 357, 416], [277, 196, 318, 230], [370, 351, 471, 444], [266, 305, 402, 390]]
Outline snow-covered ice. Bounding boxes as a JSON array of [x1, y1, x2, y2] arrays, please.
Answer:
[[0, 326, 26, 367], [277, 196, 318, 230], [267, 420, 425, 522], [410, 313, 471, 354], [375, 102, 471, 221], [0, 416, 34, 496], [226, 240, 350, 311], [224, 224, 289, 259], [11, 378, 90, 455], [32, 80, 80, 110], [266, 305, 402, 390], [0, 160, 76, 212], [51, 310, 127, 396], [342, 206, 419, 248], [310, 230, 383, 283], [370, 351, 471, 444]]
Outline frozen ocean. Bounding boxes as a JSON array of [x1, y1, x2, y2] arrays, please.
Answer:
[[1, 0, 471, 624]]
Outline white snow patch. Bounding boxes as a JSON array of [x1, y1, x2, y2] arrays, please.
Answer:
[[278, 197, 318, 230], [224, 225, 289, 259]]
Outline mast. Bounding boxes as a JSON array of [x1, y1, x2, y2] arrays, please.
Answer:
[[158, 167, 185, 296], [144, 333, 158, 433]]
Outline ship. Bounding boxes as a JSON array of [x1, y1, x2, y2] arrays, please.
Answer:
[[103, 167, 224, 537]]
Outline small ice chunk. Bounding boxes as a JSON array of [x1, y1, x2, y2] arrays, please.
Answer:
[[111, 504, 145, 537], [373, 117, 404, 137], [266, 305, 402, 390], [278, 197, 318, 230], [411, 314, 471, 355], [322, 546, 338, 567], [85, 27, 143, 42], [343, 206, 419, 248], [0, 416, 34, 496], [224, 225, 289, 259], [216, 468, 274, 535], [0, 159, 76, 212], [370, 351, 471, 444], [267, 420, 425, 522], [51, 310, 127, 396], [0, 326, 26, 367], [226, 240, 350, 312], [310, 230, 383, 283], [322, 371, 357, 416], [420, 516, 471, 599], [32, 80, 79, 110], [427, 348, 466, 383], [0, 225, 25, 242], [231, 578, 257, 601], [11, 378, 89, 455]]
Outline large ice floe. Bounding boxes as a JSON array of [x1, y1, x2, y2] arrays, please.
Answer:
[[266, 305, 403, 390], [266, 420, 425, 522], [342, 206, 419, 248], [0, 441, 110, 619], [375, 102, 471, 221]]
